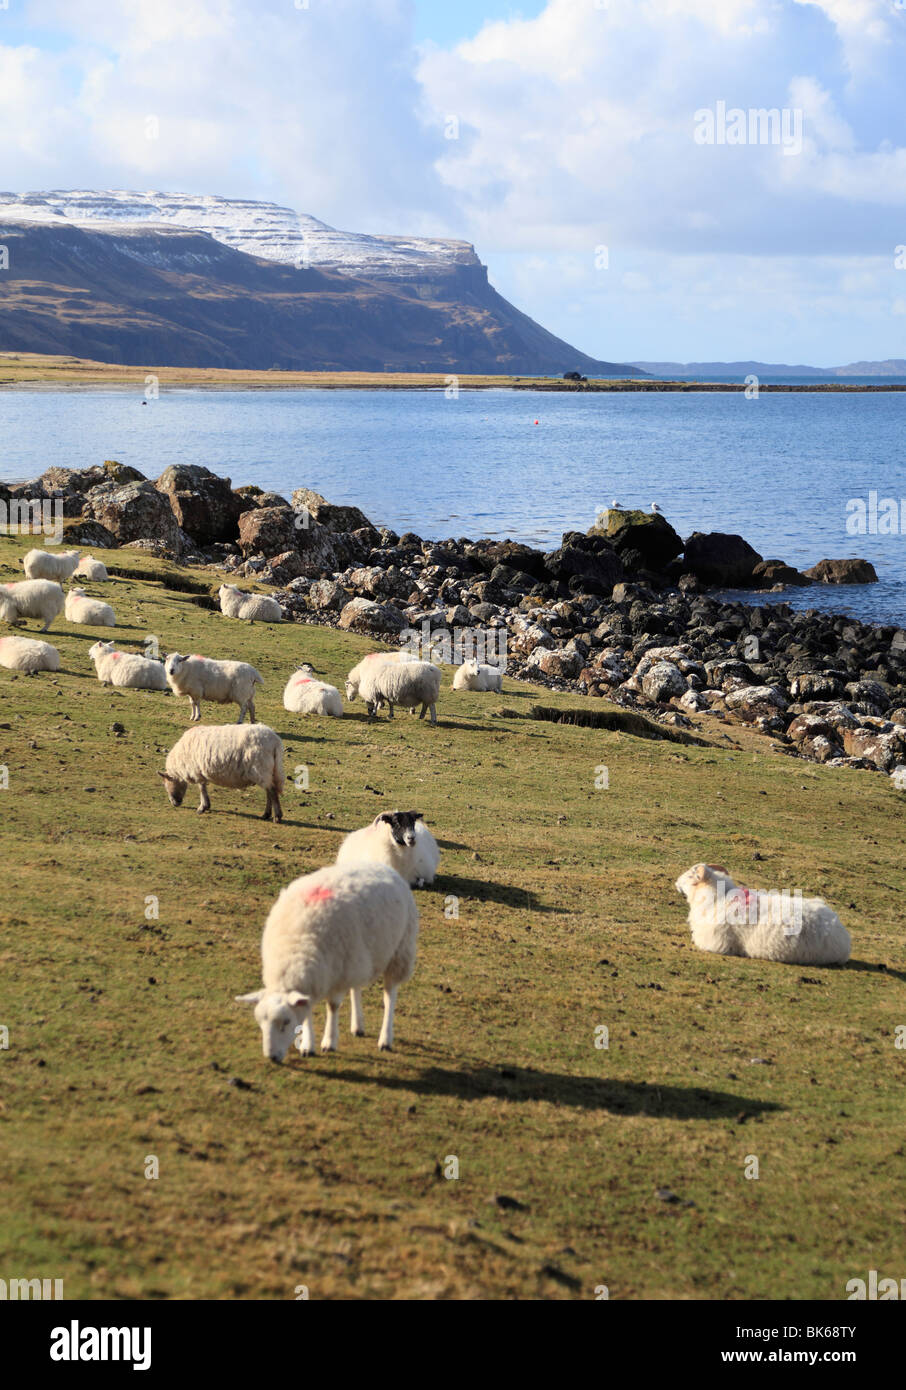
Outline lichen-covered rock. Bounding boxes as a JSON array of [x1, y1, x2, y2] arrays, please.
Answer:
[[337, 597, 406, 636], [291, 488, 374, 534], [156, 464, 246, 545], [591, 509, 684, 571], [85, 480, 182, 549], [237, 506, 298, 558], [308, 579, 348, 612], [842, 727, 906, 771], [641, 660, 687, 703], [64, 519, 119, 549], [525, 647, 584, 680]]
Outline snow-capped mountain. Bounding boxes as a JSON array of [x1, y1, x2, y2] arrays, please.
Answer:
[[0, 190, 479, 280]]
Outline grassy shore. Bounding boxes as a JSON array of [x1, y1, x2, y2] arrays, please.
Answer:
[[1, 533, 904, 1300], [1, 352, 903, 392]]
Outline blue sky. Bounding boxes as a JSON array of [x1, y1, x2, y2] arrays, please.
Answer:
[[1, 0, 905, 365]]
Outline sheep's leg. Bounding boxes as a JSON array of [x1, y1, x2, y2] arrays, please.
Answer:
[[428, 702, 437, 725], [236, 702, 245, 725], [418, 703, 426, 720], [262, 788, 273, 821], [321, 996, 342, 1053], [191, 699, 201, 721], [197, 783, 211, 814], [248, 699, 257, 724], [272, 787, 283, 823], [349, 988, 365, 1036], [378, 984, 398, 1051], [387, 701, 394, 720], [295, 1007, 314, 1057]]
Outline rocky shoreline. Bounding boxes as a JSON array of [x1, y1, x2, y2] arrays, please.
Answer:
[[4, 460, 904, 782]]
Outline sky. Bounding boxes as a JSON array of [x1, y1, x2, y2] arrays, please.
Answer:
[[1, 0, 905, 366]]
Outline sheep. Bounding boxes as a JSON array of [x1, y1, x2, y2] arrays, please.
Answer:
[[675, 862, 851, 966], [235, 862, 419, 1060], [218, 583, 283, 623], [336, 811, 439, 887], [65, 587, 115, 627], [165, 652, 263, 723], [88, 640, 168, 691], [159, 723, 285, 820], [283, 663, 344, 717], [74, 555, 109, 582], [452, 658, 503, 692], [0, 579, 65, 632], [348, 658, 442, 724], [0, 635, 60, 673], [23, 548, 80, 582], [344, 649, 417, 700]]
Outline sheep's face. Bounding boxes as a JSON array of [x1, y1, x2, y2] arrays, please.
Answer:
[[88, 641, 113, 662], [236, 990, 309, 1063], [376, 809, 423, 848], [675, 863, 731, 901], [165, 653, 186, 677], [344, 680, 357, 702], [158, 772, 187, 807]]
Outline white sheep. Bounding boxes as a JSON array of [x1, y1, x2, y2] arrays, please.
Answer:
[[675, 862, 851, 966], [283, 663, 343, 717], [65, 587, 115, 627], [88, 640, 168, 691], [336, 811, 439, 887], [74, 555, 109, 582], [218, 583, 283, 623], [23, 548, 80, 582], [452, 658, 503, 692], [348, 659, 441, 724], [0, 579, 65, 632], [344, 650, 417, 700], [159, 723, 285, 820], [165, 652, 263, 723], [0, 635, 60, 673], [235, 862, 419, 1060]]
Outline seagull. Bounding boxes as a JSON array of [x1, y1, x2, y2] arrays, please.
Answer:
[[611, 498, 621, 508], [651, 502, 662, 513]]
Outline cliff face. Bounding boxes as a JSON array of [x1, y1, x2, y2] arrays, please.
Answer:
[[0, 215, 635, 374]]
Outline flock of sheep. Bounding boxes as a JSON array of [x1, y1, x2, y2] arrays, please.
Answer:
[[2, 545, 854, 1064]]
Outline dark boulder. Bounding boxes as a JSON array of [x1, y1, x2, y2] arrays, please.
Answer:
[[803, 558, 878, 585], [156, 464, 246, 545], [683, 532, 763, 587], [591, 508, 684, 571]]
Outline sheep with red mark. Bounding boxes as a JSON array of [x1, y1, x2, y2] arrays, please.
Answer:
[[282, 663, 343, 717]]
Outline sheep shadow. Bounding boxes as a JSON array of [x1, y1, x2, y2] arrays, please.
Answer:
[[320, 1061, 782, 1120], [844, 958, 906, 984], [437, 873, 565, 913]]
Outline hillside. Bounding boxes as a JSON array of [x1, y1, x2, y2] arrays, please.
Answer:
[[0, 203, 636, 375]]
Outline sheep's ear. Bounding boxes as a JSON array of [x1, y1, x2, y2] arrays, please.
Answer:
[[707, 863, 728, 875], [235, 991, 265, 1005], [406, 810, 423, 821], [286, 992, 309, 1008], [374, 812, 392, 825]]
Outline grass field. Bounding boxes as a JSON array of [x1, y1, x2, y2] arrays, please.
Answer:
[[1, 534, 904, 1300]]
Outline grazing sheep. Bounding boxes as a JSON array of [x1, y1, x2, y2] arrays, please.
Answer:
[[0, 579, 65, 632], [165, 652, 263, 724], [348, 659, 441, 724], [0, 635, 60, 673], [283, 663, 343, 717], [336, 810, 439, 887], [159, 723, 285, 820], [218, 583, 283, 624], [235, 862, 419, 1060], [344, 650, 417, 700], [74, 555, 109, 582], [65, 587, 115, 627], [23, 548, 80, 582], [675, 862, 851, 966], [452, 658, 503, 692], [88, 640, 168, 691]]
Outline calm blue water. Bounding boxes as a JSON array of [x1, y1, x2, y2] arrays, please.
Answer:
[[1, 387, 904, 624]]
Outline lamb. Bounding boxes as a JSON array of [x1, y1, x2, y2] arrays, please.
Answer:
[[282, 663, 343, 717], [344, 649, 417, 701], [74, 555, 109, 582], [165, 652, 263, 723], [23, 548, 80, 582], [88, 640, 168, 691], [159, 723, 285, 820], [218, 583, 283, 623], [65, 587, 115, 627], [0, 635, 60, 673], [235, 862, 419, 1060], [452, 658, 503, 692], [347, 658, 442, 724], [675, 862, 851, 966], [0, 579, 65, 632], [336, 810, 439, 887]]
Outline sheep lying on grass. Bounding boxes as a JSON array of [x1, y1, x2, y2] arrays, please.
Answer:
[[165, 652, 263, 723], [23, 548, 80, 582], [283, 663, 343, 716], [65, 587, 115, 627], [0, 635, 60, 673], [160, 723, 285, 820], [0, 580, 65, 632], [236, 862, 419, 1060], [452, 658, 503, 692], [218, 583, 283, 623], [675, 862, 851, 966], [344, 650, 417, 700], [348, 658, 441, 724], [336, 811, 440, 887], [74, 555, 109, 582], [88, 640, 167, 691]]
